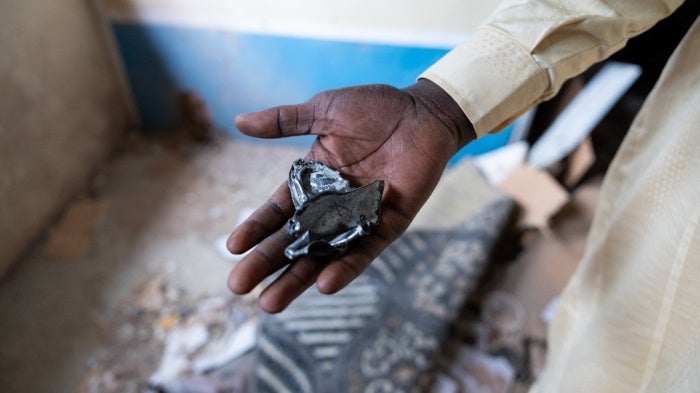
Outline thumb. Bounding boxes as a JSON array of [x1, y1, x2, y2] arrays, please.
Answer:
[[234, 100, 316, 139]]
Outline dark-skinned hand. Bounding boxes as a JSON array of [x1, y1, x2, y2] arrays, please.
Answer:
[[226, 79, 475, 313]]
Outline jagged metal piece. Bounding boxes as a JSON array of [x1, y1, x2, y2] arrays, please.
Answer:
[[285, 159, 384, 260], [288, 159, 351, 210]]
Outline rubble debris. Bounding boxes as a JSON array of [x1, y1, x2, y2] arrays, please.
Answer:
[[149, 323, 209, 386], [527, 62, 641, 169], [481, 291, 526, 340], [43, 198, 106, 258], [136, 275, 166, 312], [498, 165, 569, 229], [158, 314, 181, 332], [285, 159, 383, 260], [445, 346, 516, 393], [155, 375, 221, 393], [79, 272, 260, 393], [192, 319, 257, 373], [177, 91, 214, 142], [430, 373, 460, 393], [523, 337, 548, 384], [473, 141, 529, 185], [563, 137, 596, 187], [540, 297, 560, 325]]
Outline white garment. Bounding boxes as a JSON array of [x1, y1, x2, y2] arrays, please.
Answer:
[[422, 1, 700, 391]]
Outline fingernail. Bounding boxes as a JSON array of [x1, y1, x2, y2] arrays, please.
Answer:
[[259, 294, 286, 314], [317, 275, 341, 295], [234, 113, 251, 126], [226, 231, 242, 254]]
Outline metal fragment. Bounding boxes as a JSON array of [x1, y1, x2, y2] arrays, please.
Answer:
[[285, 159, 383, 260]]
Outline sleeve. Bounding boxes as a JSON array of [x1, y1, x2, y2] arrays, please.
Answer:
[[420, 0, 684, 137]]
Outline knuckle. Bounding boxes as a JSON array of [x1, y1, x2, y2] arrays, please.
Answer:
[[277, 106, 297, 137], [287, 259, 317, 286], [266, 198, 290, 218]]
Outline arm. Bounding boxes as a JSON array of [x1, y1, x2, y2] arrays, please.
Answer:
[[422, 0, 684, 136], [227, 0, 683, 313]]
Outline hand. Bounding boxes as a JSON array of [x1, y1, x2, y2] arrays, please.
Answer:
[[227, 80, 474, 313]]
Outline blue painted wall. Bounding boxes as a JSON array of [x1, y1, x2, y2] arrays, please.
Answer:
[[112, 22, 511, 155], [113, 23, 445, 141]]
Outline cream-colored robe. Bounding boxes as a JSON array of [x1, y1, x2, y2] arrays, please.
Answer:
[[422, 1, 700, 391]]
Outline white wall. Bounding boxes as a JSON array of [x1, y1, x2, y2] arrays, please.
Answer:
[[105, 0, 501, 47]]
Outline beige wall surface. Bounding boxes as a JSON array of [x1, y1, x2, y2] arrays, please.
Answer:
[[0, 0, 131, 276]]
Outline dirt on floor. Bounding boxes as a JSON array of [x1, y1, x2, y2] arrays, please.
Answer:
[[0, 133, 304, 392], [0, 131, 600, 393]]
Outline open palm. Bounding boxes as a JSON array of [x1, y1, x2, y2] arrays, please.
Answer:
[[227, 82, 472, 313]]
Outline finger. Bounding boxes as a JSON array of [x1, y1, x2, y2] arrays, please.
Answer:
[[227, 227, 290, 295], [316, 202, 412, 294], [258, 258, 327, 314], [235, 100, 317, 139], [227, 182, 294, 255]]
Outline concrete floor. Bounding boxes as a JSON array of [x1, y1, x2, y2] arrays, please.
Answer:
[[0, 135, 305, 392], [0, 132, 598, 393]]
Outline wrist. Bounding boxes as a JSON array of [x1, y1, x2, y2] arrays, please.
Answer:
[[403, 78, 476, 148]]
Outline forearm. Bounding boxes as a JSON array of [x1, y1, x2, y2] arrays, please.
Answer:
[[422, 0, 685, 136]]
